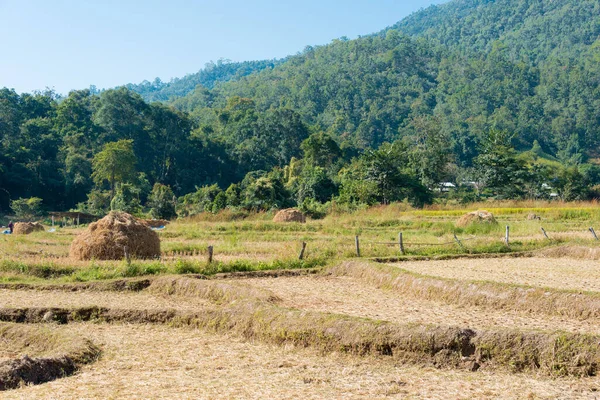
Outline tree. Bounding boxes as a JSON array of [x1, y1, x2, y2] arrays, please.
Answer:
[[10, 197, 43, 220], [338, 143, 431, 207], [147, 183, 177, 219], [92, 140, 137, 201], [110, 183, 142, 215], [301, 132, 342, 169], [474, 130, 528, 199]]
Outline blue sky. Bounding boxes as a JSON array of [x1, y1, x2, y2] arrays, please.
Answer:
[[0, 0, 446, 94]]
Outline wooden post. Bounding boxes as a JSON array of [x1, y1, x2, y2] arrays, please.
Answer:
[[77, 215, 80, 226], [541, 227, 550, 240], [51, 216, 54, 227], [124, 246, 131, 266], [590, 227, 599, 241], [298, 242, 307, 260], [207, 246, 214, 263], [505, 226, 510, 246], [453, 233, 464, 249], [399, 232, 405, 255], [355, 236, 361, 257]]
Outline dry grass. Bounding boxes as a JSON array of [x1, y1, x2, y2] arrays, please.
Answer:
[[0, 288, 211, 312], [273, 208, 306, 223], [392, 257, 600, 293], [70, 212, 160, 261], [0, 322, 100, 390], [4, 324, 600, 400], [456, 210, 498, 228], [235, 275, 600, 335], [12, 222, 45, 235]]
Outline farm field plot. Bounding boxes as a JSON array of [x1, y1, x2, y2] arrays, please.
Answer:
[[233, 274, 600, 335], [0, 288, 211, 311], [393, 256, 600, 293], [4, 324, 600, 400], [5, 204, 600, 397]]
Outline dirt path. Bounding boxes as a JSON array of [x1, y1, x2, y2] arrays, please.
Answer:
[[3, 324, 598, 400], [389, 257, 600, 292], [235, 275, 600, 335]]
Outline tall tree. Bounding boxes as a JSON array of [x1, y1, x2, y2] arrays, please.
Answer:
[[92, 140, 137, 201]]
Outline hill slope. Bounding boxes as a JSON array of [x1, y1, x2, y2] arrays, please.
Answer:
[[170, 0, 600, 165], [125, 58, 283, 103]]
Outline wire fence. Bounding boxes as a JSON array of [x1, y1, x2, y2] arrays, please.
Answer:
[[160, 225, 600, 262]]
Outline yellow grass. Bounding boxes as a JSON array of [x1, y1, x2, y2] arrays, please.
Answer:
[[0, 289, 211, 311], [392, 257, 600, 292], [232, 275, 600, 335], [4, 324, 600, 400]]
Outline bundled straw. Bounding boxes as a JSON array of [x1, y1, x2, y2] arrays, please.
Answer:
[[273, 208, 306, 223], [69, 212, 160, 260], [456, 210, 497, 228], [12, 222, 45, 235]]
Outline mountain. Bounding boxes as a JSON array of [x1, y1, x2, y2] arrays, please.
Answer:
[[169, 0, 600, 165], [125, 58, 283, 103], [394, 0, 600, 63]]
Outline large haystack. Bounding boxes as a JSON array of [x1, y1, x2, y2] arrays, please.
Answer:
[[69, 211, 160, 260], [456, 210, 497, 228], [273, 208, 306, 223], [13, 222, 45, 235]]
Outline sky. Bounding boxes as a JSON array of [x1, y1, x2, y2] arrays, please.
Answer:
[[0, 0, 447, 95]]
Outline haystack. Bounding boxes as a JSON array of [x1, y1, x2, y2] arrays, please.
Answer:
[[13, 222, 45, 235], [456, 210, 497, 228], [142, 219, 170, 228], [69, 211, 160, 260], [273, 208, 306, 223]]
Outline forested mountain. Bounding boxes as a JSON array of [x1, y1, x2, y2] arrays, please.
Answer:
[[125, 58, 283, 103], [395, 0, 600, 63], [2, 0, 600, 219], [173, 0, 600, 163]]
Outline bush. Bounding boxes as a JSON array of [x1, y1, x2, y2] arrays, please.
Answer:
[[10, 197, 43, 219]]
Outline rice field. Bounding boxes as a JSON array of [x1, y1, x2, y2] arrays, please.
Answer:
[[3, 202, 600, 398], [4, 324, 600, 400]]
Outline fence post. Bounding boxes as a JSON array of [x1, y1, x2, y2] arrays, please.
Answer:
[[590, 227, 599, 241], [355, 236, 361, 257], [541, 227, 550, 240], [453, 233, 464, 249], [298, 242, 307, 260], [207, 246, 214, 263], [399, 232, 405, 255], [505, 226, 510, 246]]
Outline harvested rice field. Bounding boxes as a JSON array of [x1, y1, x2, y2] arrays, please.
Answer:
[[0, 288, 211, 311], [4, 324, 600, 400], [234, 274, 600, 335], [5, 204, 600, 397], [393, 256, 600, 293]]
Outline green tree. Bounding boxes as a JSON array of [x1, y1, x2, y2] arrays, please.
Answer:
[[10, 197, 43, 220], [474, 130, 528, 199], [110, 183, 142, 215], [147, 183, 177, 219], [92, 140, 137, 201]]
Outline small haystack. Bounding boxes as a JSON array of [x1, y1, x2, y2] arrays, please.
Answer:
[[456, 210, 497, 228], [142, 219, 170, 228], [13, 222, 45, 235], [273, 208, 306, 223], [70, 211, 160, 261], [527, 213, 541, 221]]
